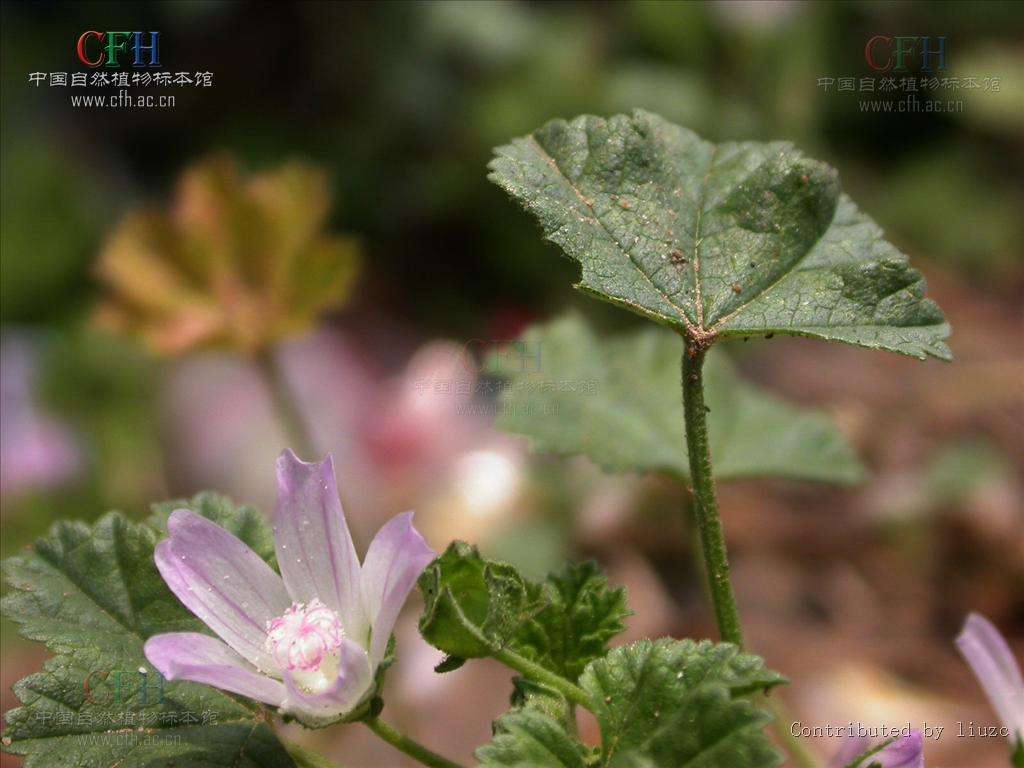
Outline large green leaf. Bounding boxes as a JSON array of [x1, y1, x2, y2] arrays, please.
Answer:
[[492, 313, 864, 483], [418, 543, 628, 680], [1, 502, 295, 767], [488, 110, 950, 361], [580, 639, 784, 768]]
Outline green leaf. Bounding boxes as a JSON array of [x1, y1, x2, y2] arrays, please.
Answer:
[[476, 709, 591, 768], [508, 678, 573, 731], [418, 544, 629, 682], [491, 313, 865, 483], [516, 561, 631, 681], [418, 541, 538, 660], [606, 686, 780, 768], [1, 508, 294, 767], [488, 110, 950, 361], [580, 639, 784, 768]]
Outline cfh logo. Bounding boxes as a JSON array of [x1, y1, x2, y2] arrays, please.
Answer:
[[76, 31, 161, 68], [865, 36, 948, 73]]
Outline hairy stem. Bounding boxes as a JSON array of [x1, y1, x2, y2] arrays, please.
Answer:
[[285, 740, 345, 768], [256, 348, 317, 460], [681, 344, 744, 647], [492, 647, 593, 709], [364, 717, 467, 768]]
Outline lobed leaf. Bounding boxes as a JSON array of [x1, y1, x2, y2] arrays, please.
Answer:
[[581, 638, 784, 768], [488, 110, 950, 361], [516, 560, 631, 681]]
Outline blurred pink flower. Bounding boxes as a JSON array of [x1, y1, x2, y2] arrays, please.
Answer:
[[0, 337, 81, 500], [165, 330, 493, 516]]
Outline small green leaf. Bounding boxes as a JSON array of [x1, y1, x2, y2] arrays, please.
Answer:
[[517, 560, 631, 681], [476, 709, 591, 768], [418, 544, 629, 682], [418, 541, 538, 659], [508, 678, 573, 731], [581, 639, 784, 768], [488, 110, 950, 361], [1, 508, 294, 767], [491, 313, 865, 483]]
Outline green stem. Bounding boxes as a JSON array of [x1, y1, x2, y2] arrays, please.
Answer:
[[492, 647, 592, 709], [284, 740, 345, 768], [256, 348, 318, 460], [364, 718, 466, 768], [681, 343, 744, 647]]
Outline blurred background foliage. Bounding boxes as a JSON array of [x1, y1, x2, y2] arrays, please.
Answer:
[[1, 2, 1021, 766]]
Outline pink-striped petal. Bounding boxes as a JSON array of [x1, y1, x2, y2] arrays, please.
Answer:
[[281, 638, 374, 724], [275, 451, 364, 638], [144, 632, 286, 706], [156, 509, 290, 670], [956, 613, 1024, 740], [361, 512, 435, 663]]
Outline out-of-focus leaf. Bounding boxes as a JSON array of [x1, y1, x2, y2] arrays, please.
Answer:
[[603, 66, 714, 135], [955, 46, 1024, 135], [488, 110, 950, 361], [0, 138, 105, 323], [923, 439, 1014, 505], [94, 156, 360, 356], [491, 313, 865, 484], [874, 151, 1022, 281]]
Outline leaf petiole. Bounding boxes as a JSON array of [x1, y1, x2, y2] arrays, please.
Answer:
[[491, 647, 593, 710], [681, 342, 744, 647]]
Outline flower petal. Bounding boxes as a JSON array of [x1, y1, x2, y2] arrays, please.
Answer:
[[829, 733, 924, 768], [878, 732, 924, 768], [145, 632, 286, 707], [156, 509, 290, 669], [281, 638, 373, 725], [957, 612, 1024, 739], [274, 450, 363, 636], [361, 511, 435, 663]]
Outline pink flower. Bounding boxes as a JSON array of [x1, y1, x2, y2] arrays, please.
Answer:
[[956, 613, 1024, 759], [144, 450, 435, 725], [829, 732, 924, 768]]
